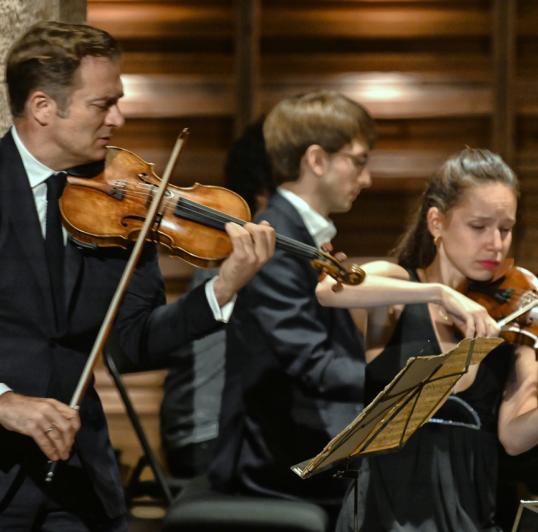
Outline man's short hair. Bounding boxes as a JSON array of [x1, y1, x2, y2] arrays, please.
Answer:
[[263, 90, 376, 183], [6, 20, 120, 117]]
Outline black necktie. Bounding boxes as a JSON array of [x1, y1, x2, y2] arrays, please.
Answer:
[[45, 172, 67, 327]]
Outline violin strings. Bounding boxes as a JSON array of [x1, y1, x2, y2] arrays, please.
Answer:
[[88, 182, 327, 262], [176, 197, 320, 261], [114, 184, 320, 258]]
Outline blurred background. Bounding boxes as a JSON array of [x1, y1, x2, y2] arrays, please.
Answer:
[[84, 0, 538, 280]]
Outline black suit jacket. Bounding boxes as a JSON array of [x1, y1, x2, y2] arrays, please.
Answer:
[[0, 131, 219, 517], [210, 193, 365, 508]]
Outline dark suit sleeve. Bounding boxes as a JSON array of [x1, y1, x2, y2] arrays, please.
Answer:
[[115, 245, 221, 368], [236, 249, 364, 402]]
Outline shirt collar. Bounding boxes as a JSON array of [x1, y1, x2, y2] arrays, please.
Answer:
[[11, 125, 54, 189], [277, 187, 337, 248]]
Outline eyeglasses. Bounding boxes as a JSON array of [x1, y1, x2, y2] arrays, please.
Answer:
[[333, 151, 369, 172]]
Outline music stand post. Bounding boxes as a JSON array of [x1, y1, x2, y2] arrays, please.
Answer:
[[332, 459, 364, 532], [511, 500, 538, 532], [291, 337, 504, 531]]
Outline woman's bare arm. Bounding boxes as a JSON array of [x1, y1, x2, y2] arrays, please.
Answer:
[[498, 344, 538, 455]]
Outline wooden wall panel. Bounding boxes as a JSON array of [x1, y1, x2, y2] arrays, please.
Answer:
[[515, 0, 538, 270], [87, 0, 538, 474], [261, 1, 490, 39], [87, 0, 531, 317], [88, 2, 233, 40], [87, 1, 499, 261]]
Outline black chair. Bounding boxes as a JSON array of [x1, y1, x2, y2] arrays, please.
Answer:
[[163, 475, 329, 532], [103, 334, 175, 506]]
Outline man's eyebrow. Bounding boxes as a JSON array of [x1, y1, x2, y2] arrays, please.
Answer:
[[89, 93, 124, 104]]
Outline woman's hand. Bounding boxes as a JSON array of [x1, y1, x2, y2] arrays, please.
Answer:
[[439, 285, 500, 338]]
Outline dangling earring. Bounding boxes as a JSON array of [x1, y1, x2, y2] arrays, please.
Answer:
[[433, 235, 441, 247]]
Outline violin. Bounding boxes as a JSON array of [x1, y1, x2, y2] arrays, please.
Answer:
[[59, 146, 365, 288], [466, 259, 538, 348]]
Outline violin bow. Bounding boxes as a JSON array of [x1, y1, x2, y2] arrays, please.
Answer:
[[497, 297, 538, 329], [45, 129, 190, 482]]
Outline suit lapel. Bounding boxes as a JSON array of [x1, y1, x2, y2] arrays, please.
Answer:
[[264, 193, 318, 247], [0, 133, 58, 331], [1, 132, 87, 331]]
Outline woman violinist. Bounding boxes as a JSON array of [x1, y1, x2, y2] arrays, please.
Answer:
[[316, 147, 538, 531]]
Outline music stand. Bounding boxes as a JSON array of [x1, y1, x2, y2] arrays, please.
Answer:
[[291, 337, 504, 529], [511, 500, 538, 532]]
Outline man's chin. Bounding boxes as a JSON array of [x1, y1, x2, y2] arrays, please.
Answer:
[[334, 202, 354, 214], [91, 146, 109, 160]]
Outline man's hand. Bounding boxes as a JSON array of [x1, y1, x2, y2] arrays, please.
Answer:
[[213, 221, 275, 306], [0, 392, 80, 461]]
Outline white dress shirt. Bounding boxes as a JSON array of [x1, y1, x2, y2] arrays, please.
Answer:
[[276, 187, 337, 247]]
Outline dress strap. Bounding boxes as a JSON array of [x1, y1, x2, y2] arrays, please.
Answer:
[[428, 395, 481, 430]]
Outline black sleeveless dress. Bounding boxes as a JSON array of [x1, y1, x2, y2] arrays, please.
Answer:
[[336, 271, 513, 532]]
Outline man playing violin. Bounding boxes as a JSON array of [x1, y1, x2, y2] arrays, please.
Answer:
[[0, 21, 274, 531], [209, 90, 376, 526]]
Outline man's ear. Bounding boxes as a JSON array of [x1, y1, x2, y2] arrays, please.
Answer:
[[426, 206, 445, 239], [27, 90, 57, 126], [303, 144, 328, 177]]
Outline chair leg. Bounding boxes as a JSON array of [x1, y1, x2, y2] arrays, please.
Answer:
[[104, 351, 174, 505]]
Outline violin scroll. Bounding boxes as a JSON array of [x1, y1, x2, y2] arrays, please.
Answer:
[[311, 252, 366, 292]]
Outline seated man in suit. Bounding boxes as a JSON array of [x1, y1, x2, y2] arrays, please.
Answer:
[[160, 118, 275, 480], [0, 21, 274, 531], [209, 90, 376, 526]]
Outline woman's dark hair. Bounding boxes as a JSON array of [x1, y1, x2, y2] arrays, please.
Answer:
[[224, 117, 275, 215], [392, 147, 519, 268]]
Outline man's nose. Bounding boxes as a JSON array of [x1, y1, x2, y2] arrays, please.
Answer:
[[106, 104, 124, 128], [358, 167, 372, 189]]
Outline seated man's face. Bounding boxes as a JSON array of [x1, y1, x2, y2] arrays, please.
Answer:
[[318, 138, 371, 215]]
